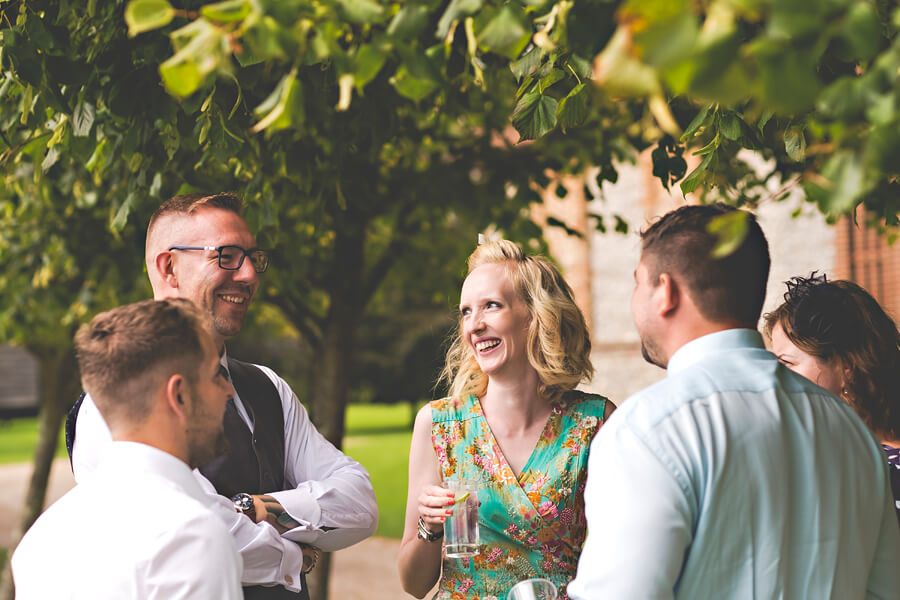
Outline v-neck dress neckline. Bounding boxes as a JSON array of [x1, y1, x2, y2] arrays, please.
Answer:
[[430, 392, 609, 600]]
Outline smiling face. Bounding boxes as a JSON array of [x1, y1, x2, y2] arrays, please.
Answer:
[[166, 208, 260, 347], [459, 262, 532, 381], [770, 323, 844, 396]]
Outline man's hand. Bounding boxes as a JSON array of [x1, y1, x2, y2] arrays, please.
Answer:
[[252, 494, 301, 534]]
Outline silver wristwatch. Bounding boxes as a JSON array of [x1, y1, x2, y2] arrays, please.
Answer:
[[416, 517, 443, 542], [232, 492, 256, 521]]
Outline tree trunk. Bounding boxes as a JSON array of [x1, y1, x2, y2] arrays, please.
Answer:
[[305, 227, 365, 600], [0, 347, 78, 600]]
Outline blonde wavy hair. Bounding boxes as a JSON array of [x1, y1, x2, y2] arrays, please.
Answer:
[[439, 240, 593, 402]]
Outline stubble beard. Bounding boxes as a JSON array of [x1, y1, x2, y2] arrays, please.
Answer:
[[188, 422, 229, 468], [639, 333, 667, 370]]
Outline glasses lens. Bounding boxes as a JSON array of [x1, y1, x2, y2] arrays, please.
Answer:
[[218, 246, 243, 269], [249, 251, 269, 273]]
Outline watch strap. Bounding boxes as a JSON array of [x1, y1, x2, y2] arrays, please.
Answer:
[[417, 516, 443, 542]]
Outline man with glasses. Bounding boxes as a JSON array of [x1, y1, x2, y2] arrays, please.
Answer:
[[67, 193, 378, 600]]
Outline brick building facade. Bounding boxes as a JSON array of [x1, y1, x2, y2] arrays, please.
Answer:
[[539, 150, 848, 406]]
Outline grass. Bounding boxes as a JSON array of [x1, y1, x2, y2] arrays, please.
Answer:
[[0, 403, 414, 539], [345, 403, 415, 539], [0, 418, 67, 465]]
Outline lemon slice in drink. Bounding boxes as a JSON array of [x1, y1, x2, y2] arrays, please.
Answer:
[[454, 492, 470, 505]]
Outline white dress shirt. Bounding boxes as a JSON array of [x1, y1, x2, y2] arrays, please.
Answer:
[[72, 350, 378, 592], [569, 329, 900, 599], [13, 442, 242, 600]]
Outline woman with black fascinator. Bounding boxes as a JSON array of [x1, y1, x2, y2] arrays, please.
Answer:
[[764, 273, 900, 524]]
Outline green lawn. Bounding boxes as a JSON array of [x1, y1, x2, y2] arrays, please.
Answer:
[[345, 403, 414, 539], [0, 418, 67, 465], [0, 403, 414, 539]]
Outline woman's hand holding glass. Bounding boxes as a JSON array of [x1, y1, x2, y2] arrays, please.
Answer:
[[418, 484, 455, 533]]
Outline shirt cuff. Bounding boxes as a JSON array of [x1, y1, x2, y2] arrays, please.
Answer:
[[268, 489, 322, 543], [277, 540, 305, 592]]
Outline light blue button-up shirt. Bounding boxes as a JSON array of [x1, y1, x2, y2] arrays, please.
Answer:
[[569, 329, 900, 599]]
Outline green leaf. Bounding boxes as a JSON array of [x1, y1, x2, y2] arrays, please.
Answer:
[[784, 128, 805, 161], [614, 215, 629, 235], [707, 211, 749, 258], [512, 91, 558, 140], [510, 46, 545, 81], [719, 113, 741, 141], [838, 3, 882, 62], [681, 104, 711, 141], [390, 66, 439, 102], [557, 83, 588, 133], [680, 151, 713, 195], [124, 0, 175, 37], [201, 0, 253, 22], [159, 21, 227, 97], [336, 0, 385, 25], [251, 72, 304, 133], [758, 110, 774, 134], [567, 54, 592, 81], [72, 101, 95, 137], [590, 213, 607, 233], [810, 151, 867, 216], [538, 68, 565, 93], [478, 5, 531, 59], [41, 146, 60, 173], [753, 40, 821, 113], [437, 0, 483, 39], [816, 77, 865, 120], [387, 5, 430, 40], [159, 57, 203, 97], [354, 44, 387, 90], [111, 191, 138, 231], [546, 216, 584, 238]]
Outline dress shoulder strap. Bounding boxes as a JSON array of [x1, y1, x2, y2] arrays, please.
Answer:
[[429, 394, 479, 424]]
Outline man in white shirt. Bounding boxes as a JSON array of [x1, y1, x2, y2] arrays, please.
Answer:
[[569, 204, 900, 599], [13, 298, 243, 599], [67, 193, 378, 599]]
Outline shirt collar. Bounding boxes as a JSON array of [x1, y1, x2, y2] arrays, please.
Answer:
[[667, 328, 765, 375], [99, 441, 210, 504], [220, 345, 230, 380]]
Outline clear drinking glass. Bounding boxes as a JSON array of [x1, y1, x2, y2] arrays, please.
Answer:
[[507, 578, 558, 600], [443, 479, 481, 558]]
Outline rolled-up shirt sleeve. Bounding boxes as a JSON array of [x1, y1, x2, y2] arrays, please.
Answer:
[[194, 473, 305, 591], [256, 365, 378, 551]]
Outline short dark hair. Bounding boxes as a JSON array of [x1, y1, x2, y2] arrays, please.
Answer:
[[146, 193, 243, 247], [764, 274, 900, 440], [74, 298, 209, 425], [640, 203, 770, 326]]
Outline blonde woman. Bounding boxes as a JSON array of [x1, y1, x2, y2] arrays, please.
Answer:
[[398, 240, 615, 600]]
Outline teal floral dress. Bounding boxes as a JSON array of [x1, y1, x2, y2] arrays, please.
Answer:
[[430, 391, 609, 600]]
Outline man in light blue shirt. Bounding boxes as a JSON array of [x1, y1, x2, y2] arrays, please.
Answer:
[[569, 204, 900, 599]]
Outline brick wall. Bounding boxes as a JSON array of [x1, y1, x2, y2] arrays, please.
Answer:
[[540, 150, 839, 406], [833, 207, 900, 321]]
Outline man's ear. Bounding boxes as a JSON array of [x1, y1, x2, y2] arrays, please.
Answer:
[[165, 373, 188, 419], [153, 251, 178, 290], [655, 272, 680, 318]]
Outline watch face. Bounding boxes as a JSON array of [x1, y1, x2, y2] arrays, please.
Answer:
[[232, 493, 252, 511]]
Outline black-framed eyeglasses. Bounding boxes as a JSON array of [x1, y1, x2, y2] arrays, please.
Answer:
[[168, 245, 269, 273]]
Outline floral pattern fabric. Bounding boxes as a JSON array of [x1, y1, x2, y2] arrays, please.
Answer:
[[430, 391, 608, 600]]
